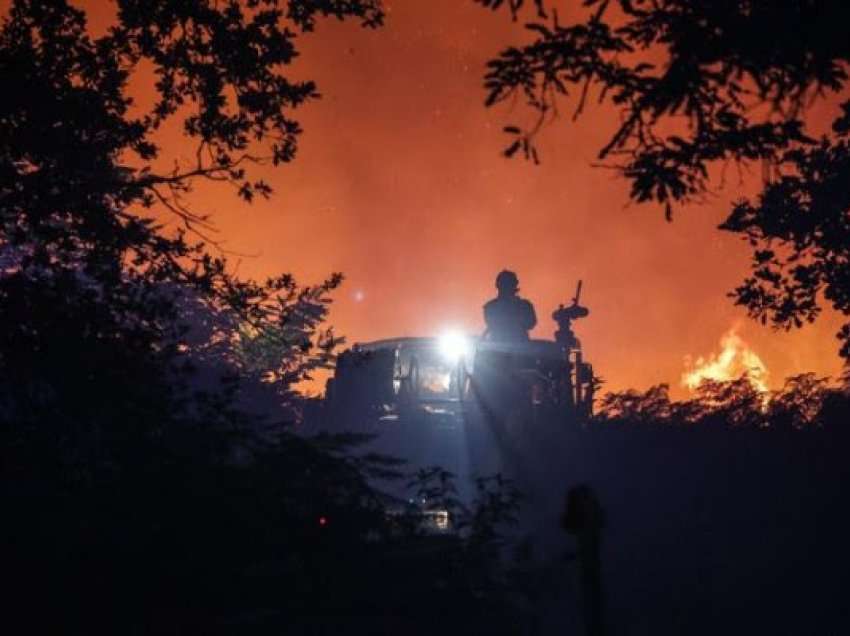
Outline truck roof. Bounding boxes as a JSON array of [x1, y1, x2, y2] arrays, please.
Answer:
[[353, 336, 566, 361]]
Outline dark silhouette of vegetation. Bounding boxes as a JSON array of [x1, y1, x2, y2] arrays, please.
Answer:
[[0, 2, 535, 633], [0, 0, 379, 427], [594, 372, 847, 431], [540, 379, 850, 634], [479, 0, 850, 360]]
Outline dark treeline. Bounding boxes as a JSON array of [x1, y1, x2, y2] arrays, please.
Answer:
[[593, 373, 850, 432], [537, 375, 850, 634]]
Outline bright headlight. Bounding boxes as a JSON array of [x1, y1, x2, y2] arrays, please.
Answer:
[[438, 331, 471, 363]]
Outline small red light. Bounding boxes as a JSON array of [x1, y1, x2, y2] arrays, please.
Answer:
[[318, 516, 328, 527]]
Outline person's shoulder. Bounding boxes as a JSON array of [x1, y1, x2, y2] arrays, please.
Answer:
[[519, 297, 536, 310]]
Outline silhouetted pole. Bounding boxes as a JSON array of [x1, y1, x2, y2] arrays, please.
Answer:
[[574, 350, 584, 409], [561, 484, 606, 636]]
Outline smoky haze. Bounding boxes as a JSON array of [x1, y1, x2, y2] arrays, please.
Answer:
[[77, 0, 846, 396]]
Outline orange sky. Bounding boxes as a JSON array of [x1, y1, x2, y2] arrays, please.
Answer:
[[15, 0, 849, 396]]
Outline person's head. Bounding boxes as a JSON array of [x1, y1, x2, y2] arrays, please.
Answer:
[[495, 269, 520, 297]]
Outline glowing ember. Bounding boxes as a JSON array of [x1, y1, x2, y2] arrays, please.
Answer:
[[682, 328, 770, 393]]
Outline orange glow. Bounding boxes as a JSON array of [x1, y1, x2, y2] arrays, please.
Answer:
[[9, 1, 845, 397], [682, 327, 770, 394]]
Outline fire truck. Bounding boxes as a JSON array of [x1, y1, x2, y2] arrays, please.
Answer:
[[320, 282, 594, 434], [321, 332, 594, 434]]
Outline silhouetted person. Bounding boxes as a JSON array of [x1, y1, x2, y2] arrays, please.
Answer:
[[562, 484, 606, 636], [483, 270, 537, 342]]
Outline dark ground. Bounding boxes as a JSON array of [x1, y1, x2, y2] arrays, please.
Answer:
[[348, 414, 850, 635]]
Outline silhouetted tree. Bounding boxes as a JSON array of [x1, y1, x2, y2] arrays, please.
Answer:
[[596, 383, 673, 424], [692, 376, 766, 428], [818, 383, 850, 433], [1, 4, 541, 633], [480, 0, 850, 359], [0, 0, 381, 531], [767, 372, 830, 430], [595, 377, 767, 428], [0, 0, 381, 426], [592, 372, 850, 431]]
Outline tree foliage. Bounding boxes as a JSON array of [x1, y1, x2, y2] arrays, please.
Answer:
[[0, 0, 381, 489], [0, 3, 542, 632], [595, 372, 845, 430], [0, 0, 382, 300], [479, 0, 850, 359]]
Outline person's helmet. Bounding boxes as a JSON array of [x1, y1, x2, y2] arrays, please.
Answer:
[[495, 269, 519, 293]]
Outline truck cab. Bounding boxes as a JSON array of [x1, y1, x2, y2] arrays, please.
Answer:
[[321, 334, 595, 434]]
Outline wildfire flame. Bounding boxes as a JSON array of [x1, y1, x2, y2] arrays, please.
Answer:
[[682, 328, 770, 394]]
